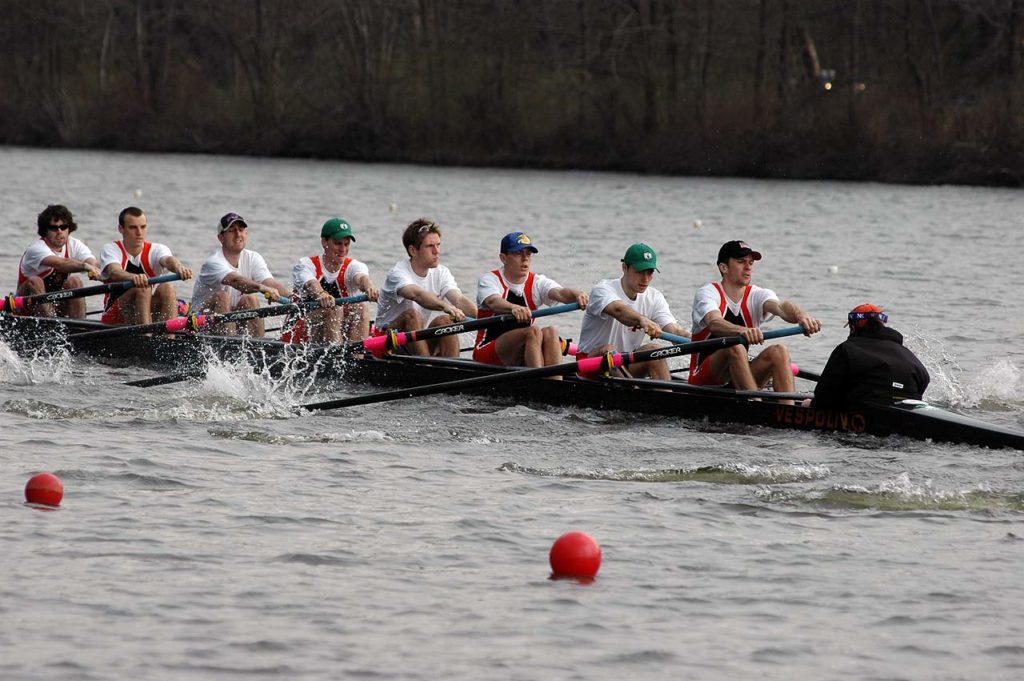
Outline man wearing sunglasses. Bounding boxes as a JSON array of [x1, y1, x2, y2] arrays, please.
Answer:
[[16, 204, 102, 318], [191, 212, 289, 336]]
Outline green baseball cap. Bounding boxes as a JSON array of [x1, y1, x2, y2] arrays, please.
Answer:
[[621, 242, 659, 272], [321, 217, 355, 241]]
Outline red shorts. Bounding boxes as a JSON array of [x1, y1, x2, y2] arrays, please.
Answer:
[[688, 355, 727, 386], [280, 318, 308, 344], [101, 300, 127, 325], [472, 342, 501, 366]]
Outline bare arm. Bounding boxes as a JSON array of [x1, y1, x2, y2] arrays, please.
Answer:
[[764, 299, 822, 335], [353, 272, 379, 302], [603, 300, 662, 339], [549, 286, 589, 309], [445, 290, 478, 318], [43, 254, 101, 279], [701, 309, 764, 345], [222, 271, 280, 298], [158, 255, 193, 281], [482, 293, 531, 322], [662, 322, 690, 339], [398, 284, 466, 321], [302, 278, 339, 308], [102, 263, 149, 288]]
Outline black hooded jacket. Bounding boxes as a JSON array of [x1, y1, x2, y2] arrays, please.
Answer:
[[813, 326, 930, 409]]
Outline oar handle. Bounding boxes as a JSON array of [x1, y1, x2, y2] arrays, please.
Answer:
[[271, 293, 369, 306], [660, 325, 804, 346]]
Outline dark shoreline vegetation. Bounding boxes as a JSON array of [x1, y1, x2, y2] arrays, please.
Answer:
[[2, 0, 1021, 187]]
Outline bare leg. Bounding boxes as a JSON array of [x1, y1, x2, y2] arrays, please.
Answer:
[[151, 282, 178, 323], [627, 342, 671, 380], [117, 286, 155, 325], [750, 344, 795, 404], [426, 315, 458, 357], [344, 302, 370, 342], [17, 277, 54, 317], [707, 344, 758, 390], [494, 326, 543, 367], [58, 276, 86, 319], [235, 294, 264, 337], [308, 307, 343, 343], [203, 291, 234, 334], [392, 309, 427, 355]]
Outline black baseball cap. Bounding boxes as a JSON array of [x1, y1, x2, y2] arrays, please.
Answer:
[[717, 240, 762, 264]]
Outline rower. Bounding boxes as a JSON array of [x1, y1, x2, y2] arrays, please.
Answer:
[[191, 212, 289, 337], [98, 206, 193, 325], [688, 240, 821, 392], [15, 205, 102, 318], [472, 231, 588, 373], [577, 243, 690, 380], [281, 217, 379, 344], [373, 218, 477, 357], [811, 303, 929, 408]]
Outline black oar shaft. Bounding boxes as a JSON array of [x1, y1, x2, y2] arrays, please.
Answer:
[[304, 333, 756, 412], [69, 294, 368, 342], [3, 273, 180, 312]]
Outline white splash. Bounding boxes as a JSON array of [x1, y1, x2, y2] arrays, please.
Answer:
[[905, 333, 1023, 408], [0, 339, 74, 385]]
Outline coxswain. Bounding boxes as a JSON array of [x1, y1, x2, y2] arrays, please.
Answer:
[[812, 303, 930, 408]]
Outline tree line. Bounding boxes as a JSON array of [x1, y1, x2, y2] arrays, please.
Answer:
[[1, 0, 1020, 186]]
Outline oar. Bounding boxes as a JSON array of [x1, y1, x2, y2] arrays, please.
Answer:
[[660, 328, 807, 346], [70, 293, 369, 342], [301, 326, 806, 412], [363, 303, 580, 355], [3, 273, 181, 313]]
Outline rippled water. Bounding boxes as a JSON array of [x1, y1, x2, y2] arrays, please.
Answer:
[[1, 147, 1023, 680]]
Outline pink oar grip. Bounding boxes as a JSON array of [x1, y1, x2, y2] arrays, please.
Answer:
[[363, 335, 388, 352], [576, 354, 621, 374], [165, 315, 207, 332], [791, 362, 799, 376], [565, 342, 578, 356]]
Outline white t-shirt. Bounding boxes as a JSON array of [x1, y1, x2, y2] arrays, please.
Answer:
[[476, 269, 560, 309], [690, 282, 778, 334], [20, 237, 94, 278], [98, 240, 172, 282], [578, 277, 677, 354], [192, 248, 274, 310], [374, 259, 460, 328], [292, 255, 369, 295]]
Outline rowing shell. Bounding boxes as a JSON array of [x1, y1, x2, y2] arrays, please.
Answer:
[[2, 314, 1022, 449]]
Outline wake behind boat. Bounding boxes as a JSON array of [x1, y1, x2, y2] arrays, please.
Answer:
[[2, 313, 1021, 450]]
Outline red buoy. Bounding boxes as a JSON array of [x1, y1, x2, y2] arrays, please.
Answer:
[[549, 531, 601, 579], [25, 472, 63, 506]]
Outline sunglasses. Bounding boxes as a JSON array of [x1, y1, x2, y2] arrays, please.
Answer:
[[47, 223, 73, 231]]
